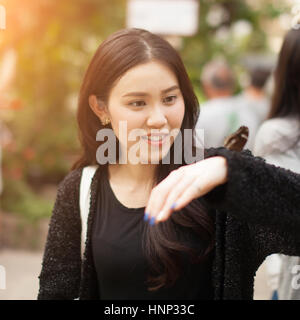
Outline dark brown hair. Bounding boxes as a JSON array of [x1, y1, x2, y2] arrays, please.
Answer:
[[250, 67, 270, 89], [71, 28, 214, 291], [269, 29, 300, 119]]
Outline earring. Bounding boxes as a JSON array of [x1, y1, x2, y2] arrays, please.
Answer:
[[101, 118, 110, 126]]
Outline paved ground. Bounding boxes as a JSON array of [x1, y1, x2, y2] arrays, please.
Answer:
[[0, 249, 42, 300], [0, 249, 271, 300]]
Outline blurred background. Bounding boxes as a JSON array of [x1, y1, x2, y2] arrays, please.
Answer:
[[0, 0, 299, 299]]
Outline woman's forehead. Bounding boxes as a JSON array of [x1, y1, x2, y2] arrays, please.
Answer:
[[111, 61, 179, 94]]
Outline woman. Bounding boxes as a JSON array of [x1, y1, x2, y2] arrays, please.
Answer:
[[254, 29, 300, 300], [38, 28, 300, 300]]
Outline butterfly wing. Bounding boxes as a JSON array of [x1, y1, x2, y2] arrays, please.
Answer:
[[223, 126, 249, 151]]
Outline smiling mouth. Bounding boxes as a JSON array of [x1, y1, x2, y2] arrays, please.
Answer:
[[141, 134, 169, 145]]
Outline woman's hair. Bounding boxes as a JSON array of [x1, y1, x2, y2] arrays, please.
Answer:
[[71, 28, 214, 291], [269, 29, 300, 119]]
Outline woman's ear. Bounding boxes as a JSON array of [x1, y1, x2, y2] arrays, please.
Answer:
[[88, 95, 108, 120]]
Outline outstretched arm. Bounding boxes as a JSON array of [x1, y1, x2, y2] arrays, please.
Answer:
[[203, 148, 300, 258], [144, 147, 300, 256], [202, 148, 300, 235]]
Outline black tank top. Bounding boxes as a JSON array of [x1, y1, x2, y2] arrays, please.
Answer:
[[91, 165, 214, 300]]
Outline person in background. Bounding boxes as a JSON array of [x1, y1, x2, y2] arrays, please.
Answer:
[[235, 66, 271, 127], [201, 59, 235, 101], [196, 59, 258, 150], [254, 28, 300, 300]]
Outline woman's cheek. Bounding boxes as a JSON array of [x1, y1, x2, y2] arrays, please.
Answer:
[[114, 114, 146, 146], [169, 101, 185, 127]]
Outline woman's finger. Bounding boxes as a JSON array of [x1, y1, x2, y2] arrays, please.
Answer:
[[144, 168, 184, 224], [145, 156, 228, 225], [154, 174, 199, 223], [171, 179, 204, 212]]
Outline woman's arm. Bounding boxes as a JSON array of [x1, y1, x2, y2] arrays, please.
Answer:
[[202, 147, 300, 257], [203, 148, 300, 231], [144, 147, 300, 257], [37, 168, 82, 300]]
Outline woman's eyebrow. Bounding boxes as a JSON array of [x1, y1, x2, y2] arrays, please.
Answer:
[[122, 85, 179, 98], [162, 85, 179, 94]]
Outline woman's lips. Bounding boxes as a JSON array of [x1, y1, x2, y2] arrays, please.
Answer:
[[141, 134, 169, 146]]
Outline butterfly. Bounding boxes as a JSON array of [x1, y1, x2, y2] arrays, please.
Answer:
[[223, 126, 249, 151]]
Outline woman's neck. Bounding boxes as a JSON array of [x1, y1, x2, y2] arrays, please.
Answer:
[[245, 86, 265, 100], [108, 163, 157, 191]]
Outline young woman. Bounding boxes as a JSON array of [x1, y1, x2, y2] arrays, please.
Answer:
[[38, 28, 300, 300], [254, 29, 300, 300]]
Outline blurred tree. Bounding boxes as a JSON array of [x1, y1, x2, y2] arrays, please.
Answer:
[[181, 0, 290, 100], [1, 0, 126, 185]]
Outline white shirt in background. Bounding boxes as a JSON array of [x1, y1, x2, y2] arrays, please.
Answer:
[[254, 116, 300, 300], [196, 96, 260, 150]]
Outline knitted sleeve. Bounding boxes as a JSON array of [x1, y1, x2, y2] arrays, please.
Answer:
[[203, 147, 300, 259], [37, 168, 83, 300]]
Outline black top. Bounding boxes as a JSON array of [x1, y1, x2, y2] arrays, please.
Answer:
[[37, 148, 300, 300], [91, 164, 214, 300]]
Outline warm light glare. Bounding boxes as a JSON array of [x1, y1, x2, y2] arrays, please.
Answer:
[[0, 4, 6, 29]]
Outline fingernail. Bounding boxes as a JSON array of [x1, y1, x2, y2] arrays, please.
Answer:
[[171, 203, 177, 210], [149, 216, 156, 226], [144, 212, 149, 221]]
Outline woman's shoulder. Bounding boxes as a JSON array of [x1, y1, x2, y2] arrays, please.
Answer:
[[257, 117, 295, 136], [254, 117, 300, 156], [60, 167, 83, 188], [262, 117, 297, 129], [57, 165, 100, 199], [56, 167, 84, 201]]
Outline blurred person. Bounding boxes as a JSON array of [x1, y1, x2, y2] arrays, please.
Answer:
[[38, 28, 300, 300], [235, 66, 271, 126], [201, 59, 235, 100], [196, 60, 258, 150], [254, 28, 300, 300]]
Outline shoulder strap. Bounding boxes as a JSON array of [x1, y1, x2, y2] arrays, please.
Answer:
[[79, 165, 98, 259]]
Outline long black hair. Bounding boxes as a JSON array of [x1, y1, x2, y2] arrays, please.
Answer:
[[72, 28, 214, 291], [269, 29, 300, 119], [267, 29, 300, 152]]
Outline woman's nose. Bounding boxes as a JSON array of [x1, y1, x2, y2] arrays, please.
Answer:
[[146, 105, 167, 128]]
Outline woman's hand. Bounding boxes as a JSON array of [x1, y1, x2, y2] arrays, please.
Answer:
[[144, 156, 228, 225]]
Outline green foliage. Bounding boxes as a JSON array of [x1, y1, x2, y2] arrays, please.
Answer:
[[0, 177, 53, 223], [181, 0, 287, 92], [4, 0, 127, 185]]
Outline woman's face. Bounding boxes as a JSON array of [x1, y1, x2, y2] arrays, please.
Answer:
[[94, 60, 185, 164]]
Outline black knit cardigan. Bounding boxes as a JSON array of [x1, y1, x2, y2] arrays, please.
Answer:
[[37, 148, 300, 300]]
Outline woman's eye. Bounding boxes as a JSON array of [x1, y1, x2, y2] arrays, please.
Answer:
[[163, 95, 177, 105], [129, 100, 146, 107]]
